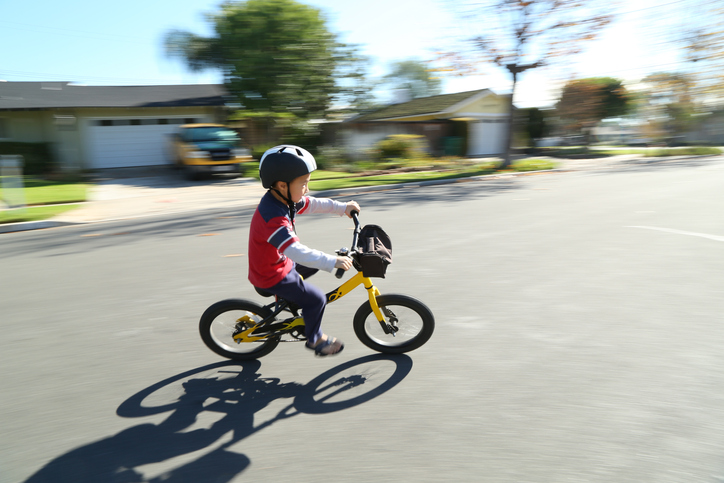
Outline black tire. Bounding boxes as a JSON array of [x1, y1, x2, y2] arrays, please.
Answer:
[[185, 166, 201, 181], [353, 294, 434, 354], [199, 299, 280, 360]]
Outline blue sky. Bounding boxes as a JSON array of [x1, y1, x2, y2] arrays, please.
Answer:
[[0, 0, 689, 108]]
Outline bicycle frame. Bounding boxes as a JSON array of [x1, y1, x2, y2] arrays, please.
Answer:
[[326, 271, 383, 318], [231, 271, 384, 344]]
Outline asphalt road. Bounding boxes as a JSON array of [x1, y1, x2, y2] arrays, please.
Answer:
[[3, 156, 724, 482]]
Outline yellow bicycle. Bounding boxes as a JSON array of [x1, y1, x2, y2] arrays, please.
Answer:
[[199, 212, 435, 360]]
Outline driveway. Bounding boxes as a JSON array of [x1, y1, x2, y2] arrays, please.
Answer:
[[53, 168, 267, 224]]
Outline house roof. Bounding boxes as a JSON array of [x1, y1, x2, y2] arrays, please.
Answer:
[[0, 82, 228, 110], [349, 89, 494, 122]]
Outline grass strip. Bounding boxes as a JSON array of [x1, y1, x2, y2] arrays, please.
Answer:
[[309, 167, 499, 191], [0, 204, 81, 224], [644, 147, 722, 157], [0, 177, 88, 205]]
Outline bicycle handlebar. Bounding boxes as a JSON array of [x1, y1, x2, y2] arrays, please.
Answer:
[[335, 210, 361, 279]]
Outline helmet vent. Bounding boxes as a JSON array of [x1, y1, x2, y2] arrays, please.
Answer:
[[296, 148, 303, 156]]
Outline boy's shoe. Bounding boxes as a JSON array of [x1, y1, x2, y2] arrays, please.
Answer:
[[306, 337, 344, 357]]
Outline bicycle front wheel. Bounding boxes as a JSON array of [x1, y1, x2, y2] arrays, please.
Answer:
[[199, 299, 280, 360], [353, 294, 434, 354]]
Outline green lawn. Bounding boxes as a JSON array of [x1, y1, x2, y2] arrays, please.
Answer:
[[0, 204, 82, 224], [1, 176, 88, 224], [1, 177, 88, 205], [310, 159, 556, 190], [309, 166, 499, 191]]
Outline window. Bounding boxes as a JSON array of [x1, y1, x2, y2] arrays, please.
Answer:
[[186, 126, 239, 143], [90, 117, 202, 127], [0, 118, 8, 139]]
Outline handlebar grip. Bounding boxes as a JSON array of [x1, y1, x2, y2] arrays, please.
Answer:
[[335, 268, 345, 279]]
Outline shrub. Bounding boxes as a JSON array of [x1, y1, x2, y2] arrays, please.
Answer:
[[375, 135, 429, 160], [314, 146, 353, 170], [240, 161, 260, 179], [251, 144, 276, 161], [0, 142, 57, 175]]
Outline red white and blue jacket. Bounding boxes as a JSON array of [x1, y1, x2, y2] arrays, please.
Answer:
[[248, 191, 347, 288]]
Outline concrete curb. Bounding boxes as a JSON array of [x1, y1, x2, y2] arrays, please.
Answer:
[[0, 219, 81, 234]]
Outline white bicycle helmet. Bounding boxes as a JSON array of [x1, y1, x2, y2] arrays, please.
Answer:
[[258, 145, 317, 189]]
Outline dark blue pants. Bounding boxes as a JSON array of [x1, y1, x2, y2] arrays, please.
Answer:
[[263, 264, 325, 346]]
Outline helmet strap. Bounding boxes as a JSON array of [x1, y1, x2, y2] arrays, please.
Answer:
[[270, 184, 297, 232]]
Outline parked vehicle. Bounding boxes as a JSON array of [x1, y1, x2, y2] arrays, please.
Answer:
[[169, 124, 252, 179]]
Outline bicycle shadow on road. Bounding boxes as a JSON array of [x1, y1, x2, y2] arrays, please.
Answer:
[[23, 354, 412, 483]]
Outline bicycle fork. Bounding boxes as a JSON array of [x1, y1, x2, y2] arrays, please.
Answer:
[[364, 280, 399, 336], [326, 271, 399, 336]]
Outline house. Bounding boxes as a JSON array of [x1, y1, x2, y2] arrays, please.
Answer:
[[684, 109, 724, 145], [336, 89, 511, 158], [0, 82, 229, 171]]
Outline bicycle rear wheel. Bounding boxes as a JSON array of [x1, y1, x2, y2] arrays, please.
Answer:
[[199, 299, 279, 360], [353, 294, 434, 354]]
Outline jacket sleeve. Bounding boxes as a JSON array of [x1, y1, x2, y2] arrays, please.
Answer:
[[296, 196, 346, 216], [282, 241, 337, 272]]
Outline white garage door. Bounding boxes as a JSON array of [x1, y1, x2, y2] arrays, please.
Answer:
[[86, 116, 206, 169], [468, 119, 507, 156]]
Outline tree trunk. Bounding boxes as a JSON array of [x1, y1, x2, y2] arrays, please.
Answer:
[[500, 71, 517, 170]]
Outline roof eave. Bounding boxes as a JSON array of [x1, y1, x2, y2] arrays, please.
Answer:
[[439, 89, 494, 116], [349, 88, 498, 122], [362, 111, 450, 122]]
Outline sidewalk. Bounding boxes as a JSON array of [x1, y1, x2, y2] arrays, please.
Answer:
[[0, 170, 266, 234], [53, 175, 267, 224], [1, 154, 719, 234]]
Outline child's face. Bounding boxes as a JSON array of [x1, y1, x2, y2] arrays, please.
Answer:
[[282, 173, 311, 203]]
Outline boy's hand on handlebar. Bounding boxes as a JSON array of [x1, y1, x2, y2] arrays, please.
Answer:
[[344, 201, 360, 218], [334, 256, 353, 271]]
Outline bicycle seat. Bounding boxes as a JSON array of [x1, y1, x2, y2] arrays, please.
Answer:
[[254, 287, 275, 298]]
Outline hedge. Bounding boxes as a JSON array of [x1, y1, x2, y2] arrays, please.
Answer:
[[0, 142, 57, 175]]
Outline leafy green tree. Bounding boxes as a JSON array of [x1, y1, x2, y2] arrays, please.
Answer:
[[641, 73, 696, 137], [556, 77, 631, 143], [383, 60, 442, 99], [165, 0, 370, 119], [332, 48, 380, 112], [439, 0, 615, 167], [675, 2, 724, 101]]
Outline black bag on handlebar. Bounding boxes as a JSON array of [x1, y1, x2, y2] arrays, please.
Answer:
[[356, 224, 392, 278]]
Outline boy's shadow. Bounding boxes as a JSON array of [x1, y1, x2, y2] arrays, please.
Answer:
[[24, 354, 412, 483]]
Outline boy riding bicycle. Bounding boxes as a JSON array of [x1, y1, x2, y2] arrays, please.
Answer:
[[248, 145, 360, 357]]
